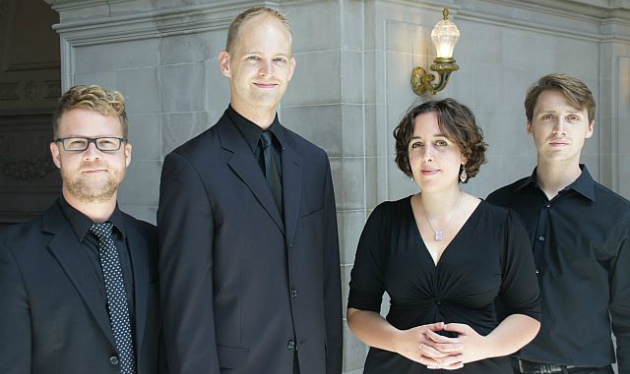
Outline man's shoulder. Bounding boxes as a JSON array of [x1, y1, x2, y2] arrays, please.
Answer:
[[486, 176, 531, 207], [592, 180, 630, 217], [170, 122, 222, 159], [282, 126, 328, 161], [0, 213, 47, 255], [121, 212, 156, 235]]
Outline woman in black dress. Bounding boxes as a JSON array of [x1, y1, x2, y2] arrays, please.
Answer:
[[347, 99, 541, 373]]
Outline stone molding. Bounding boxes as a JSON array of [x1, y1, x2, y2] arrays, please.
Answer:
[[0, 80, 61, 102], [45, 0, 630, 47], [49, 0, 280, 45], [378, 0, 630, 41]]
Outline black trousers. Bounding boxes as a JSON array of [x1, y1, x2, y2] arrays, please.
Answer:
[[512, 358, 614, 374]]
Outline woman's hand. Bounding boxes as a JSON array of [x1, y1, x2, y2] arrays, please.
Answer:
[[393, 322, 464, 370], [424, 323, 491, 365]]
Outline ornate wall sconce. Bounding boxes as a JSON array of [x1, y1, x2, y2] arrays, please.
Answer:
[[411, 8, 460, 95]]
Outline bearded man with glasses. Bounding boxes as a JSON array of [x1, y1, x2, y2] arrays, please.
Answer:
[[0, 85, 165, 374]]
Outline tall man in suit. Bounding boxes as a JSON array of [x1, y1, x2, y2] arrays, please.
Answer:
[[0, 85, 163, 374], [158, 6, 342, 374], [487, 74, 630, 374]]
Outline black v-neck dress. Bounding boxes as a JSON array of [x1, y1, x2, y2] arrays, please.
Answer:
[[348, 196, 541, 373]]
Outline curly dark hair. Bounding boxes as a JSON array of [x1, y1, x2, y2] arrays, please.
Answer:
[[393, 98, 487, 183]]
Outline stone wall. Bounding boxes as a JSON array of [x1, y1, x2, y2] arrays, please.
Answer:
[[44, 0, 630, 372]]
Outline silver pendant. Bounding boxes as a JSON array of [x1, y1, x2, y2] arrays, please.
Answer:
[[434, 230, 443, 241]]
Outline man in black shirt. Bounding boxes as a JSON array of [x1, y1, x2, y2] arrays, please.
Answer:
[[487, 74, 630, 374], [0, 85, 163, 374]]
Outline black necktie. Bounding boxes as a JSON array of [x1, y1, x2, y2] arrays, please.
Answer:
[[261, 131, 283, 214], [90, 222, 136, 374]]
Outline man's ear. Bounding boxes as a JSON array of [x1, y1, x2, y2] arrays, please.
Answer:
[[50, 141, 61, 168], [219, 50, 231, 78], [585, 120, 594, 139], [526, 120, 533, 136], [124, 142, 132, 167], [287, 56, 296, 82]]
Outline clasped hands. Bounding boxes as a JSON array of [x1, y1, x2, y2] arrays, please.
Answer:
[[393, 322, 490, 370]]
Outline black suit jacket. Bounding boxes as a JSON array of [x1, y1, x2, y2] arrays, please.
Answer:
[[157, 111, 343, 374], [0, 200, 163, 374]]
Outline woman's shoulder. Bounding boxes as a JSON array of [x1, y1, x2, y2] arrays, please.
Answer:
[[371, 195, 413, 217]]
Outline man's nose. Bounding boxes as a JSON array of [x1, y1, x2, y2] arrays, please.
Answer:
[[82, 141, 102, 160], [258, 60, 272, 77]]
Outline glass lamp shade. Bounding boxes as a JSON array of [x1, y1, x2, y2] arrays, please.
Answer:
[[430, 17, 460, 59]]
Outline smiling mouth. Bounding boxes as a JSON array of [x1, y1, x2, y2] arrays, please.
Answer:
[[82, 169, 108, 174], [549, 141, 569, 146], [253, 82, 279, 89]]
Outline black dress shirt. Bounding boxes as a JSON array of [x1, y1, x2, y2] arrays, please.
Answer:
[[487, 166, 630, 371], [58, 197, 136, 334], [226, 105, 284, 180]]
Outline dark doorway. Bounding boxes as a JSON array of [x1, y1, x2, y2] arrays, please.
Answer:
[[0, 0, 62, 225]]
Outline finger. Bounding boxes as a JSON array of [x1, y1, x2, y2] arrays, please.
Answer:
[[443, 323, 471, 334], [438, 353, 464, 366], [419, 343, 452, 359], [440, 360, 465, 371], [425, 329, 461, 344], [418, 355, 443, 367], [430, 343, 463, 353], [425, 321, 445, 332]]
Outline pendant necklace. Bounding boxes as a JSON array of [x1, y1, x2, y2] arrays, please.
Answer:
[[420, 192, 462, 241]]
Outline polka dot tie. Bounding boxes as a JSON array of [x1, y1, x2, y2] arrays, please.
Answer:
[[90, 222, 136, 374]]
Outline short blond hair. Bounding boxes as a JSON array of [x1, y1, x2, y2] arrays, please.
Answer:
[[53, 85, 128, 138], [225, 6, 292, 53]]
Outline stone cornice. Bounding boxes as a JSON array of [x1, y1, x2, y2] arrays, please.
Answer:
[[49, 0, 281, 45]]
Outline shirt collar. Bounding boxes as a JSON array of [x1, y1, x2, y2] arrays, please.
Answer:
[[515, 164, 595, 201], [58, 196, 127, 242], [226, 105, 285, 153]]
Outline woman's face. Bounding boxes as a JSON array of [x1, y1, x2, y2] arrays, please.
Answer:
[[407, 111, 466, 192]]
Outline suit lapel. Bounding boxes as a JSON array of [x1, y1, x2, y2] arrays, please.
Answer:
[[281, 142, 303, 245], [125, 219, 149, 352], [218, 116, 285, 233], [44, 206, 117, 348]]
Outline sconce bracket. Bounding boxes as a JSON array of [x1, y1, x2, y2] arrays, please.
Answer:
[[411, 58, 459, 95]]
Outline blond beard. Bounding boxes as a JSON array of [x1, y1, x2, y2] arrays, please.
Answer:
[[61, 166, 124, 204]]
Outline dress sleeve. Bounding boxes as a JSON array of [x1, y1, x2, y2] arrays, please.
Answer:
[[499, 209, 542, 321], [347, 203, 387, 313]]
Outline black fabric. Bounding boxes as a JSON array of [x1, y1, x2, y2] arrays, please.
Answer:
[[0, 199, 165, 374], [157, 109, 342, 374], [58, 197, 136, 328], [226, 104, 285, 154], [261, 131, 283, 214], [512, 358, 614, 374], [348, 197, 541, 374], [487, 165, 630, 371]]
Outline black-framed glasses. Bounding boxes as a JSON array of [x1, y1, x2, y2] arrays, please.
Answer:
[[55, 137, 127, 152]]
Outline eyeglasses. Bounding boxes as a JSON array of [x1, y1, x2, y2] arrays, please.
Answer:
[[55, 137, 127, 152]]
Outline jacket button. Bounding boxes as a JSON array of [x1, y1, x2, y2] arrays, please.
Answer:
[[287, 340, 295, 350], [291, 289, 298, 298], [538, 235, 545, 242], [109, 355, 119, 365]]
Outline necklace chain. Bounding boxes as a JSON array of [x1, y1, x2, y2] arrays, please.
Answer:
[[420, 192, 462, 241]]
